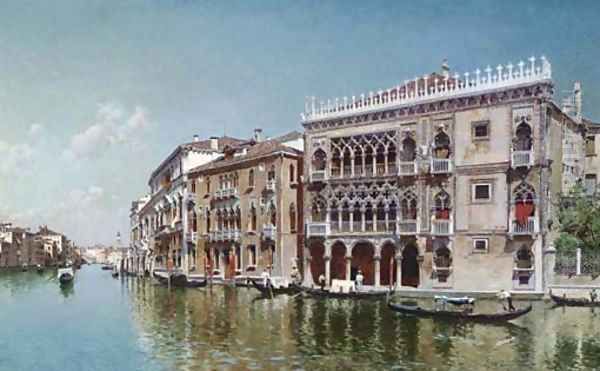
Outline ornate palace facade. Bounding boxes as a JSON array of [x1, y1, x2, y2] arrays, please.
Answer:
[[302, 56, 585, 292]]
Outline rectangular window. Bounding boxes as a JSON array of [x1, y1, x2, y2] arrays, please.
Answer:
[[586, 136, 596, 156], [472, 121, 490, 140], [473, 238, 488, 253], [585, 174, 597, 195], [472, 183, 492, 202]]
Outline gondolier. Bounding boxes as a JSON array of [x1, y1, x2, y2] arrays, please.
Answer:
[[497, 290, 516, 312]]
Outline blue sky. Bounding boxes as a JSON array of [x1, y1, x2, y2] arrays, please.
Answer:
[[0, 0, 598, 245]]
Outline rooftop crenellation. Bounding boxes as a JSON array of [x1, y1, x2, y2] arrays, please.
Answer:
[[301, 55, 552, 123]]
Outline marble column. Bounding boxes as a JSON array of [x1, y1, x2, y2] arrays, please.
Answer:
[[345, 256, 352, 281], [395, 256, 402, 289], [374, 256, 381, 288], [324, 256, 331, 287]]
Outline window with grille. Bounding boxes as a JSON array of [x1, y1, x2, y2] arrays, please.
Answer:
[[472, 183, 492, 202]]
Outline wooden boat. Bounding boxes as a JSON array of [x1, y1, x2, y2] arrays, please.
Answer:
[[387, 302, 532, 323], [301, 286, 391, 299], [250, 279, 301, 295], [153, 271, 207, 288], [185, 278, 208, 288], [550, 292, 600, 307], [57, 267, 74, 285]]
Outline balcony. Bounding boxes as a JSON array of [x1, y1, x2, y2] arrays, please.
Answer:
[[307, 222, 330, 237], [511, 217, 537, 236], [214, 188, 239, 199], [266, 180, 276, 192], [262, 224, 276, 240], [431, 218, 453, 236], [511, 150, 533, 168], [311, 170, 326, 182], [185, 231, 198, 243], [430, 158, 452, 174], [397, 219, 419, 235], [398, 161, 417, 176]]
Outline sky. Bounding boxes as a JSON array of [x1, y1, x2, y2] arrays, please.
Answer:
[[0, 0, 599, 246]]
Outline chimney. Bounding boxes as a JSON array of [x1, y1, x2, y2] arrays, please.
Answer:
[[209, 136, 219, 150], [253, 128, 263, 142], [574, 81, 582, 122], [441, 59, 450, 79], [193, 134, 200, 142]]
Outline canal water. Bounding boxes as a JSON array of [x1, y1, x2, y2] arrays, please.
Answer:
[[1, 266, 600, 371]]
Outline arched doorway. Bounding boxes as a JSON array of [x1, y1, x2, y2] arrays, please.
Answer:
[[310, 243, 325, 285], [401, 242, 419, 287], [331, 242, 346, 281], [380, 242, 397, 287], [351, 242, 375, 285]]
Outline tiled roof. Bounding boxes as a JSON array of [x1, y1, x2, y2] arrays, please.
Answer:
[[189, 133, 302, 175], [151, 135, 245, 179]]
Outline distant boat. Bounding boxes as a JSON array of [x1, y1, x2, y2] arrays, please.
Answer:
[[101, 265, 113, 270], [36, 264, 44, 274], [21, 264, 28, 272], [57, 267, 74, 285], [112, 266, 119, 278]]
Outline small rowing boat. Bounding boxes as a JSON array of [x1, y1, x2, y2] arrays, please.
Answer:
[[387, 302, 532, 323], [550, 292, 600, 307], [250, 279, 301, 296]]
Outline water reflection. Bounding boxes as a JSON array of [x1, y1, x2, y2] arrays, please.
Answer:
[[3, 267, 600, 370]]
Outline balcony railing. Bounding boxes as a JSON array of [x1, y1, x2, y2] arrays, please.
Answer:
[[430, 158, 452, 174], [215, 188, 239, 199], [311, 170, 326, 182], [511, 217, 537, 235], [511, 150, 533, 168], [185, 231, 198, 243], [398, 161, 417, 176], [306, 222, 330, 237], [431, 218, 453, 236], [262, 224, 276, 240], [208, 230, 241, 242], [397, 219, 418, 235]]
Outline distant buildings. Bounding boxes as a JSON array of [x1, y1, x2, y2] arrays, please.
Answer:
[[0, 223, 73, 268]]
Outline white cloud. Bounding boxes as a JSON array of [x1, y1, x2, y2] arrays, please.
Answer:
[[0, 141, 35, 176], [64, 103, 150, 160], [28, 123, 44, 136]]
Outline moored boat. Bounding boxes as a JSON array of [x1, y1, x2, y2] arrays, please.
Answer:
[[21, 264, 28, 272], [36, 264, 44, 273], [387, 302, 532, 323], [57, 267, 74, 285], [250, 279, 301, 296], [550, 292, 600, 307], [101, 265, 113, 271], [301, 286, 390, 299]]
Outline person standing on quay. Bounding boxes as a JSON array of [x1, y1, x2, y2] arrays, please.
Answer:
[[356, 270, 364, 291]]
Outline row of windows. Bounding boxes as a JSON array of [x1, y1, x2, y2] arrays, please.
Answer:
[[194, 163, 299, 194]]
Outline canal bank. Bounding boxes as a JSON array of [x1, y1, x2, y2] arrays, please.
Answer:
[[2, 265, 600, 370]]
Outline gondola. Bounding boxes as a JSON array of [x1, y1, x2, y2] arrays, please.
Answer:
[[185, 278, 208, 288], [301, 287, 391, 300], [387, 302, 532, 323], [249, 279, 301, 296], [57, 267, 74, 286], [550, 292, 600, 307]]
